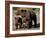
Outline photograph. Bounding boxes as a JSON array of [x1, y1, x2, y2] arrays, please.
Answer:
[[10, 4, 42, 34], [5, 1, 45, 37], [12, 7, 40, 30]]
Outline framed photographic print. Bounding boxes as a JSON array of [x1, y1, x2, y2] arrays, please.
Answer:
[[5, 1, 45, 37]]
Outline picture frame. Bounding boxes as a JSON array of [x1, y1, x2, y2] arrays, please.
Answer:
[[5, 1, 45, 37]]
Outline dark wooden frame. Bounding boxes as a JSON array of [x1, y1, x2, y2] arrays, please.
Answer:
[[5, 1, 45, 37]]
